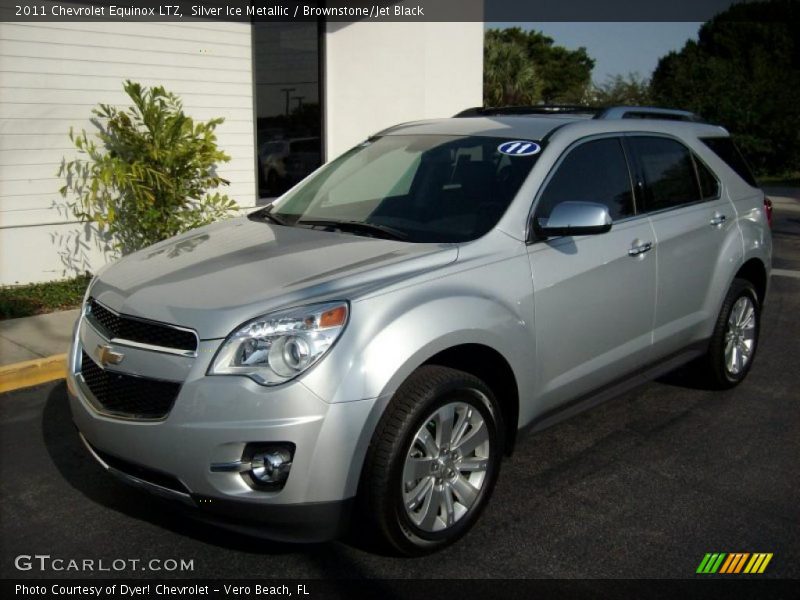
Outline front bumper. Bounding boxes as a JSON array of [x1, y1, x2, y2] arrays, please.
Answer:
[[67, 315, 381, 542], [78, 430, 354, 542]]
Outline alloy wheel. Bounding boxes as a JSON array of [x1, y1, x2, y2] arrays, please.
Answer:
[[401, 401, 490, 533], [724, 295, 756, 375]]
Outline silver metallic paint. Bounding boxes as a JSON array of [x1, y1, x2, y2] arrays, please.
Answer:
[[68, 114, 772, 534]]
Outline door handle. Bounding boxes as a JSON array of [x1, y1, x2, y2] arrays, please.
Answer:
[[710, 214, 727, 227], [628, 241, 653, 257]]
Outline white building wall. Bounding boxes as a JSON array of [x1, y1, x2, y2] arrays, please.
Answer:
[[0, 15, 484, 286], [324, 20, 484, 160], [0, 18, 256, 285]]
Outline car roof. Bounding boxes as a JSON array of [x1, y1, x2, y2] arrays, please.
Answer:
[[376, 115, 584, 139], [377, 114, 728, 141]]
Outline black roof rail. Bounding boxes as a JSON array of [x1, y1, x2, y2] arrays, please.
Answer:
[[454, 105, 602, 118], [595, 106, 705, 123], [454, 104, 705, 123]]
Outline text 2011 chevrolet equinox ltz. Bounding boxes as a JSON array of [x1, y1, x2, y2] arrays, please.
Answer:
[[67, 106, 772, 555]]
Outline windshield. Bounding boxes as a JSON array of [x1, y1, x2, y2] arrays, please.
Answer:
[[260, 134, 542, 243]]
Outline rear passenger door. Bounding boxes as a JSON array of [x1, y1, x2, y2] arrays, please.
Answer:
[[526, 136, 657, 413], [626, 135, 734, 359]]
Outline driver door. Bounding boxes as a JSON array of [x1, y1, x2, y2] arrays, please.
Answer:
[[526, 136, 657, 414]]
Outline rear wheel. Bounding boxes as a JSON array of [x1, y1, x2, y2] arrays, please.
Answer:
[[703, 278, 761, 388], [360, 365, 503, 555]]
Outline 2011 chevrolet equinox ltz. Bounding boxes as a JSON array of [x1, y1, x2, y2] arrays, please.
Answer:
[[68, 105, 772, 555]]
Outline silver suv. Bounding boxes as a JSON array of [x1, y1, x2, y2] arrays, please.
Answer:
[[67, 106, 772, 555]]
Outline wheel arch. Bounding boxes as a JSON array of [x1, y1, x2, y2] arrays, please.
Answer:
[[334, 292, 533, 500], [347, 336, 524, 503], [422, 344, 520, 456], [734, 257, 768, 306]]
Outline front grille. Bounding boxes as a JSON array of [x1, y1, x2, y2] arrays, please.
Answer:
[[87, 298, 197, 353], [80, 351, 181, 419]]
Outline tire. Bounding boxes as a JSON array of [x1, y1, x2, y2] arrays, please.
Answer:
[[360, 365, 504, 555], [702, 278, 761, 389]]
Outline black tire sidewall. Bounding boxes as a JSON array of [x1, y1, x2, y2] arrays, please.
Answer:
[[711, 280, 760, 386], [392, 387, 500, 548], [366, 368, 504, 555]]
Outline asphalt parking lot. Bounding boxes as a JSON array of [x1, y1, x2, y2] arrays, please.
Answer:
[[1, 194, 798, 580]]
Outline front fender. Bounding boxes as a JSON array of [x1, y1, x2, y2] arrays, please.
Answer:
[[301, 285, 534, 498], [303, 289, 533, 405]]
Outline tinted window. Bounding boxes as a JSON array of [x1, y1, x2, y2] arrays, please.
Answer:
[[700, 137, 758, 187], [630, 137, 700, 212], [536, 138, 634, 221], [695, 156, 720, 200]]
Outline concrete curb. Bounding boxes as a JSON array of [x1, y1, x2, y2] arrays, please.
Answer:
[[0, 354, 67, 393]]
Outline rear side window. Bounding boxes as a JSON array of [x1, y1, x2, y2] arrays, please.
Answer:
[[536, 138, 635, 221], [700, 137, 758, 187], [629, 137, 700, 212]]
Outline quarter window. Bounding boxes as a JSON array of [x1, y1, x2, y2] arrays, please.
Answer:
[[629, 137, 700, 212], [695, 157, 720, 200], [536, 138, 635, 221], [700, 137, 758, 187]]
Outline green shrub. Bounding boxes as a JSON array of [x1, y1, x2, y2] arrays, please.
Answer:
[[59, 80, 237, 254], [0, 274, 93, 320]]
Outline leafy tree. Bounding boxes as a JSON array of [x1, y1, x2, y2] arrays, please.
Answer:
[[59, 81, 237, 254], [484, 28, 595, 106], [651, 0, 800, 175], [591, 73, 653, 106]]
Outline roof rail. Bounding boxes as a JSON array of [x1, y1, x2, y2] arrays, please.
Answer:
[[454, 105, 601, 118], [595, 106, 705, 123], [454, 105, 705, 123]]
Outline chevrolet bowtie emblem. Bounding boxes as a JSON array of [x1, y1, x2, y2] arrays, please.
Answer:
[[96, 344, 125, 367]]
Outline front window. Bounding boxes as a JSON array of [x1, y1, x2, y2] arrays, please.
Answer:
[[259, 135, 542, 243], [535, 137, 635, 221]]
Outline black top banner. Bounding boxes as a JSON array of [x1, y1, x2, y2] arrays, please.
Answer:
[[0, 0, 777, 23]]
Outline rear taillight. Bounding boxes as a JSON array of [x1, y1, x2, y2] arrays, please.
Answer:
[[764, 197, 773, 228]]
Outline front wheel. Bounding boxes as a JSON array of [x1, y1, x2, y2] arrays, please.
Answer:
[[703, 278, 761, 389], [360, 366, 503, 555]]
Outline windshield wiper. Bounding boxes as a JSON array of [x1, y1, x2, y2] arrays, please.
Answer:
[[249, 207, 287, 226], [297, 219, 409, 241]]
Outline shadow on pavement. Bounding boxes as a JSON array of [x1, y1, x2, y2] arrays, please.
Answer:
[[655, 360, 721, 391]]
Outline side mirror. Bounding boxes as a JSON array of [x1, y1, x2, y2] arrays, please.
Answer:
[[533, 201, 613, 238]]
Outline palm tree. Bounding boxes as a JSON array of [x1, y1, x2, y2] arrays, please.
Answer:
[[483, 30, 539, 106]]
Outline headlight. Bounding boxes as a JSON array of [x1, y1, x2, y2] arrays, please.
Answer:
[[208, 301, 349, 386]]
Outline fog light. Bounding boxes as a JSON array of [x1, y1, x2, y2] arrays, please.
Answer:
[[250, 448, 293, 485]]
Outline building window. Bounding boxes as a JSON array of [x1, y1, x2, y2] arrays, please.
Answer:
[[253, 21, 322, 201]]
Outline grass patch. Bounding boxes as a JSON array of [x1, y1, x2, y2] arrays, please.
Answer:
[[0, 274, 92, 320]]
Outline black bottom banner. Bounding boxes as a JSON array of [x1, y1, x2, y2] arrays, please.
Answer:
[[4, 579, 800, 600]]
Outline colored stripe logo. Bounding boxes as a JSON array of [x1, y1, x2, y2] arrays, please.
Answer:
[[696, 552, 773, 574]]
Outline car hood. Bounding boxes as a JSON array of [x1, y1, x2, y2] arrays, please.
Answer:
[[89, 216, 457, 339]]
